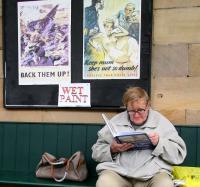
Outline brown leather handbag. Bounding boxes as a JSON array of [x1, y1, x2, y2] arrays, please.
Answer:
[[35, 151, 88, 182]]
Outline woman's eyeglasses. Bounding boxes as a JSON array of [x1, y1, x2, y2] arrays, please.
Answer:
[[127, 107, 147, 115]]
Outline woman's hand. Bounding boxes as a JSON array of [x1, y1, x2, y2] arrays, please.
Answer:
[[148, 132, 159, 146], [110, 139, 133, 153]]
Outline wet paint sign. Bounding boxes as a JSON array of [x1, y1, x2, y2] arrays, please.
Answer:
[[58, 83, 91, 107]]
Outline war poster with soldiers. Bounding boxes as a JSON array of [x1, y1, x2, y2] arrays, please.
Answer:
[[83, 0, 141, 79], [18, 0, 71, 85]]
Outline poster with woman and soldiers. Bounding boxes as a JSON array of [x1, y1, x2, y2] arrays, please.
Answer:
[[83, 0, 141, 80]]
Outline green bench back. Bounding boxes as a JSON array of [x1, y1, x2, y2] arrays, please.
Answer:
[[176, 126, 200, 166], [0, 122, 102, 176], [0, 122, 199, 177]]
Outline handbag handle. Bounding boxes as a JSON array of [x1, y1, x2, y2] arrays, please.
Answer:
[[43, 153, 68, 182], [53, 171, 68, 182], [43, 154, 66, 165], [52, 152, 80, 182]]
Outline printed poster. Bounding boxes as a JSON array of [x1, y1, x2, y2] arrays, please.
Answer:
[[58, 83, 91, 107], [83, 0, 141, 79], [18, 0, 71, 85]]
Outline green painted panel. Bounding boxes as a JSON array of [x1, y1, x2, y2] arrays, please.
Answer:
[[43, 125, 58, 154], [15, 124, 30, 172], [29, 124, 44, 172], [0, 124, 3, 168], [197, 128, 200, 166], [57, 124, 73, 158], [86, 125, 102, 177], [71, 125, 87, 154], [3, 124, 17, 171], [180, 127, 197, 166]]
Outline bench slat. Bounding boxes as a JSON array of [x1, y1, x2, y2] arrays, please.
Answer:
[[179, 127, 197, 166], [57, 125, 73, 157], [44, 124, 58, 154], [3, 124, 17, 171], [16, 124, 30, 172], [71, 125, 87, 154], [29, 124, 44, 172], [197, 127, 200, 166], [86, 125, 102, 176]]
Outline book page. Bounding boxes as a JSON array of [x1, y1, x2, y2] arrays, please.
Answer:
[[102, 113, 117, 137], [117, 133, 149, 143], [117, 131, 144, 136]]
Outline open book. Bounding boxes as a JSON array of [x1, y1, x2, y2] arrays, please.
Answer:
[[102, 113, 154, 150]]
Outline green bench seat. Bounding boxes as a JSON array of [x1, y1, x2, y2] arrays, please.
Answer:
[[0, 171, 97, 186], [0, 122, 199, 187]]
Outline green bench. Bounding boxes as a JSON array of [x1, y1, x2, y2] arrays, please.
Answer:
[[0, 122, 199, 187], [0, 122, 101, 187]]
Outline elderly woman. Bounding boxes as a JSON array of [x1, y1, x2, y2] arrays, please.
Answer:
[[92, 87, 187, 187]]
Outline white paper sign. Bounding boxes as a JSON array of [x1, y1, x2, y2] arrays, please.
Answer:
[[58, 83, 91, 107]]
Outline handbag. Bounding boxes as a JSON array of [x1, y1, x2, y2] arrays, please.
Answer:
[[35, 151, 88, 182]]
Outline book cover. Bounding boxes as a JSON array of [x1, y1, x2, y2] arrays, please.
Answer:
[[102, 113, 154, 150]]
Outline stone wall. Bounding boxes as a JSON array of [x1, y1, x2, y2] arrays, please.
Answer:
[[151, 0, 200, 124]]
